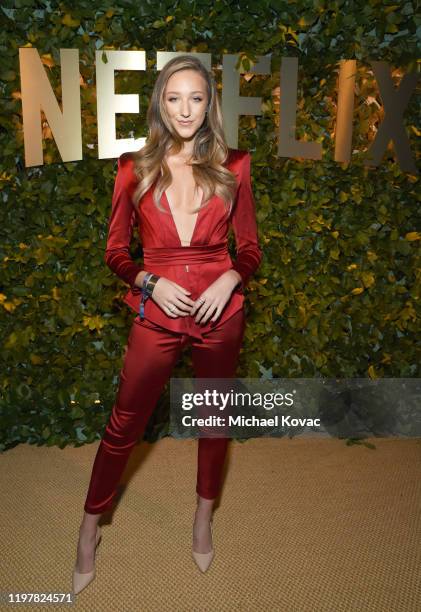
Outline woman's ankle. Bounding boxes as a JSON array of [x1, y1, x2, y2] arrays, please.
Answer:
[[195, 494, 215, 515], [79, 512, 101, 535]]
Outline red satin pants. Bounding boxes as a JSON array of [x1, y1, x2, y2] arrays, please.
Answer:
[[83, 308, 246, 514]]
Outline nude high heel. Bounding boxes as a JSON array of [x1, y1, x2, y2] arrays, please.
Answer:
[[72, 525, 102, 595], [192, 519, 214, 573]]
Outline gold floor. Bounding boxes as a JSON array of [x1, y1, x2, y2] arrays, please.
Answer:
[[1, 436, 420, 611]]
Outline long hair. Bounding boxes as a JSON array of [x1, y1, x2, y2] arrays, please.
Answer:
[[131, 55, 238, 215]]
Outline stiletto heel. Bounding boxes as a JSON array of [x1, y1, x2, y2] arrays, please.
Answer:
[[72, 525, 102, 595], [192, 519, 214, 573]]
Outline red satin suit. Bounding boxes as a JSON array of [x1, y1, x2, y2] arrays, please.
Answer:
[[83, 148, 262, 514]]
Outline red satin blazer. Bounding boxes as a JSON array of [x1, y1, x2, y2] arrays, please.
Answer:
[[105, 147, 262, 340]]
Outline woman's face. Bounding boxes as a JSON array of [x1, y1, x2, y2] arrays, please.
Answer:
[[163, 69, 209, 142]]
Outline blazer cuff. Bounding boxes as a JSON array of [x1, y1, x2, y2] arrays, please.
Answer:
[[127, 266, 143, 294]]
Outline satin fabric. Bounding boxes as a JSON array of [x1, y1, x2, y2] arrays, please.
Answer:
[[84, 308, 246, 514], [105, 147, 262, 339]]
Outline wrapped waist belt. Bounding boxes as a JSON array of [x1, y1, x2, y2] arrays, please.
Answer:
[[143, 241, 229, 266]]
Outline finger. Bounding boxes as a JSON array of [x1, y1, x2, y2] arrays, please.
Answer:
[[210, 306, 223, 322], [195, 302, 213, 323], [199, 303, 219, 324], [170, 297, 196, 317], [163, 301, 185, 318], [172, 296, 193, 315], [175, 292, 196, 307], [191, 296, 208, 316], [193, 301, 208, 322]]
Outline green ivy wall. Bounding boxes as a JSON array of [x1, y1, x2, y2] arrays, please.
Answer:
[[0, 0, 419, 451]]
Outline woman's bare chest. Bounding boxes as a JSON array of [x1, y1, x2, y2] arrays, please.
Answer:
[[164, 164, 204, 246]]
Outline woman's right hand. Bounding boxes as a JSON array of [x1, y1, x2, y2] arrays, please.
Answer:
[[151, 277, 196, 318]]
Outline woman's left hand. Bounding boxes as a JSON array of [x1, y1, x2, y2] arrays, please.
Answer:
[[190, 270, 242, 324]]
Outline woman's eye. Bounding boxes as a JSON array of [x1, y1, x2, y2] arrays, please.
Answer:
[[167, 97, 203, 102]]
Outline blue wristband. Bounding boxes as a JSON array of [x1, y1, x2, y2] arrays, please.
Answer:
[[139, 272, 153, 320]]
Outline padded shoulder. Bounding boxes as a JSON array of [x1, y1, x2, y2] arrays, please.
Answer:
[[118, 151, 134, 167], [226, 147, 249, 164]]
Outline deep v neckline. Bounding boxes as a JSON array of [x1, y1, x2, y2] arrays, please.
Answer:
[[163, 188, 201, 248]]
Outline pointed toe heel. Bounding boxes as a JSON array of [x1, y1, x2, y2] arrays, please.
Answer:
[[192, 520, 214, 573], [72, 525, 102, 595]]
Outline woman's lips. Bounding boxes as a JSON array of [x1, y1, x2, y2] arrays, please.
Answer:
[[178, 120, 193, 125]]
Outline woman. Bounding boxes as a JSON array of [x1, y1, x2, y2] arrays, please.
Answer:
[[72, 54, 262, 594]]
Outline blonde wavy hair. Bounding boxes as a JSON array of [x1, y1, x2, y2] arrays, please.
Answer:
[[131, 54, 238, 215]]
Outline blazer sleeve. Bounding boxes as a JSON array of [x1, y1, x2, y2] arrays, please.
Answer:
[[104, 155, 144, 292], [230, 151, 263, 289]]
